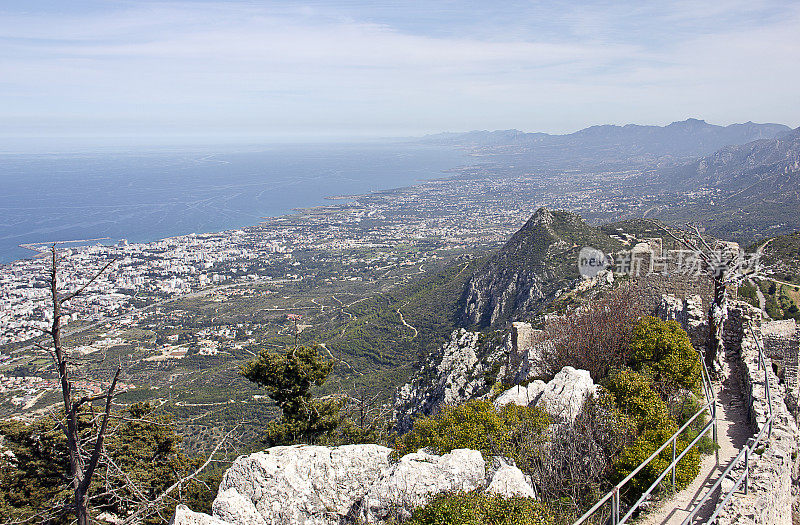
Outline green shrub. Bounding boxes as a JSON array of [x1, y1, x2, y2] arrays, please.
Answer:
[[604, 369, 701, 501], [629, 317, 701, 397], [406, 491, 561, 525], [393, 400, 549, 464], [603, 369, 669, 433], [612, 426, 700, 498]]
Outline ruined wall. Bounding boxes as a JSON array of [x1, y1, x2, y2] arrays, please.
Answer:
[[761, 320, 800, 411], [716, 301, 800, 525], [627, 274, 717, 316]]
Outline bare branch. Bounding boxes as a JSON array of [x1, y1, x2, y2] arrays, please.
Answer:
[[60, 258, 115, 305], [79, 366, 120, 495], [121, 424, 241, 525]]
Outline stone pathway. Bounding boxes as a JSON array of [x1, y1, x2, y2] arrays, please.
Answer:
[[639, 353, 753, 524]]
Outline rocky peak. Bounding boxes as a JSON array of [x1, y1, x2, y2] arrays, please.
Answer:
[[457, 209, 621, 328]]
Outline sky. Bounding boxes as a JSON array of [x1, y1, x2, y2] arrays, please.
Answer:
[[1, 0, 799, 147]]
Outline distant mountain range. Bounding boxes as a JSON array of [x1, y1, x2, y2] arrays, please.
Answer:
[[663, 126, 800, 190], [421, 119, 791, 169], [650, 126, 800, 242]]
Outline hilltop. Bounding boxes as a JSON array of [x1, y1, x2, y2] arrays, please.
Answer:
[[421, 119, 790, 169], [458, 208, 622, 327]]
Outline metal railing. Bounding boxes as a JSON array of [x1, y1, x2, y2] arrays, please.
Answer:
[[680, 321, 775, 524], [681, 412, 774, 524], [573, 349, 716, 525]]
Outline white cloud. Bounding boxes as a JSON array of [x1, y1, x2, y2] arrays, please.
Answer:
[[0, 0, 797, 140]]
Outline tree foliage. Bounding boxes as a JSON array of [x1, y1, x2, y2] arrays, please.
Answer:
[[629, 317, 701, 398], [0, 403, 215, 524], [241, 345, 342, 445], [0, 417, 71, 523]]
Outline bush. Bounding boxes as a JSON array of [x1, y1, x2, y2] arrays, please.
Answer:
[[392, 400, 549, 464], [536, 289, 640, 382], [612, 426, 700, 498], [629, 317, 701, 398], [527, 390, 630, 507], [406, 491, 561, 525], [604, 369, 701, 501], [603, 369, 669, 433]]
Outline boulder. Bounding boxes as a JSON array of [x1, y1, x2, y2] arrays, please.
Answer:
[[493, 380, 545, 409], [170, 505, 231, 525], [493, 366, 595, 422], [485, 459, 536, 499], [171, 446, 540, 525], [213, 489, 266, 525], [216, 444, 392, 525], [536, 366, 596, 422], [359, 448, 486, 522]]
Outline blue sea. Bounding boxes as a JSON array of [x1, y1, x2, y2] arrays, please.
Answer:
[[0, 142, 466, 264]]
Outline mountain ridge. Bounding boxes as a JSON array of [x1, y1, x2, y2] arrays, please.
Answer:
[[421, 119, 791, 164], [458, 208, 623, 328]]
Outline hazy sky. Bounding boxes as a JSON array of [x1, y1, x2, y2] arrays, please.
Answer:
[[1, 0, 799, 146]]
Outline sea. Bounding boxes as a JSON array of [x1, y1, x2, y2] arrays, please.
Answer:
[[0, 142, 467, 264]]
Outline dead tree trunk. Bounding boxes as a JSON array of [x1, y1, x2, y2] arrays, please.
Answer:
[[706, 273, 727, 372], [645, 220, 757, 374], [37, 246, 118, 524]]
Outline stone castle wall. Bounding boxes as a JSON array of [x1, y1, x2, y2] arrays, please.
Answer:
[[716, 301, 800, 525]]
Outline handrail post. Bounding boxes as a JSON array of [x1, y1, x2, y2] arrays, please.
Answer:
[[744, 438, 753, 495], [712, 400, 717, 444], [612, 487, 619, 525], [672, 437, 677, 491]]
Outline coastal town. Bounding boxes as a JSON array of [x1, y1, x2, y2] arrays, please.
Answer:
[[0, 174, 544, 405], [0, 165, 728, 414]]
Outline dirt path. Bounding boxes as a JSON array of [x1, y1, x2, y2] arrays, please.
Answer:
[[396, 307, 418, 338], [640, 351, 752, 524]]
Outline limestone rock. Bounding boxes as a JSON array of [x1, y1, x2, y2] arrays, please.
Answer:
[[393, 328, 506, 432], [536, 367, 596, 422], [359, 448, 486, 522], [172, 445, 543, 525], [485, 460, 536, 498], [493, 380, 545, 409], [170, 505, 231, 525], [217, 444, 392, 525], [212, 489, 266, 525], [493, 367, 595, 422], [657, 293, 707, 349]]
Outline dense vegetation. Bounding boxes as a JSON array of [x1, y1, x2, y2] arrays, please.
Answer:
[[400, 315, 708, 523], [0, 403, 216, 524], [406, 491, 563, 525], [392, 400, 550, 463]]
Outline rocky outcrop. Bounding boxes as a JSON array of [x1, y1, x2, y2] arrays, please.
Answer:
[[171, 505, 231, 525], [494, 366, 596, 423], [393, 328, 506, 432], [508, 322, 553, 384], [656, 293, 706, 349], [485, 458, 536, 499], [359, 448, 486, 522], [171, 445, 535, 525], [457, 208, 622, 328], [493, 381, 545, 409]]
